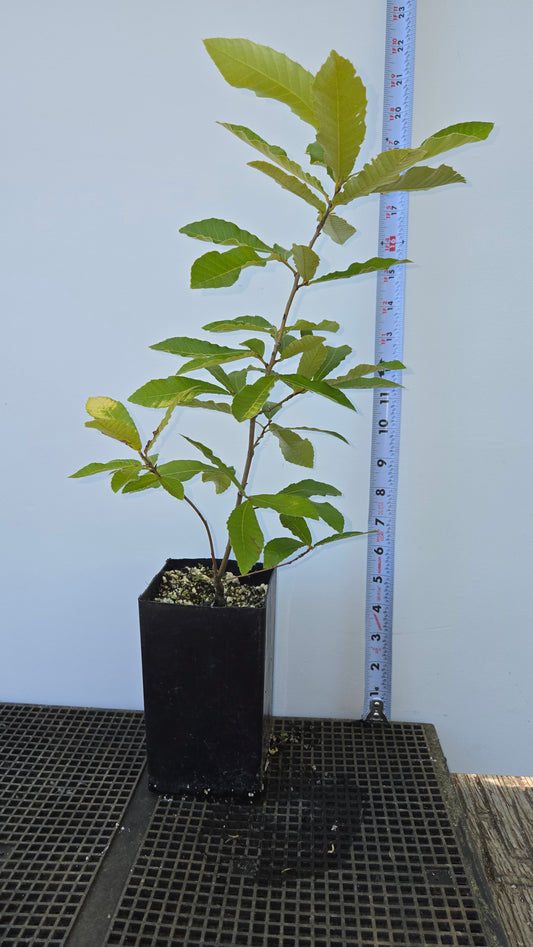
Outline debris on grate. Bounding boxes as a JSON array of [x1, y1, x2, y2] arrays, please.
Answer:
[[105, 719, 507, 947]]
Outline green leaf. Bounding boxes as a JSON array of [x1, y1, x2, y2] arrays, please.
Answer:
[[201, 468, 232, 494], [156, 460, 212, 481], [226, 368, 250, 393], [271, 243, 292, 262], [279, 513, 313, 546], [220, 123, 328, 195], [280, 479, 342, 498], [419, 121, 494, 159], [263, 537, 305, 569], [313, 344, 352, 380], [306, 139, 333, 175], [298, 343, 327, 379], [204, 37, 317, 128], [231, 375, 276, 421], [312, 50, 366, 183], [333, 148, 427, 205], [288, 319, 340, 333], [332, 376, 403, 390], [270, 424, 314, 468], [110, 467, 141, 493], [279, 335, 325, 361], [291, 426, 349, 444], [310, 256, 408, 284], [206, 364, 237, 393], [181, 435, 243, 491], [159, 475, 185, 500], [314, 530, 366, 547], [248, 161, 326, 212], [322, 213, 356, 244], [151, 336, 250, 375], [227, 500, 264, 575], [239, 337, 265, 359], [291, 244, 320, 281], [312, 501, 344, 532], [179, 217, 272, 251], [84, 397, 142, 451], [250, 493, 321, 519], [177, 398, 232, 414], [261, 400, 283, 420], [329, 360, 405, 389], [152, 336, 248, 361], [122, 472, 160, 493], [378, 164, 466, 193], [129, 376, 228, 408], [70, 459, 141, 478], [203, 315, 276, 335], [277, 372, 356, 411], [190, 246, 266, 289]]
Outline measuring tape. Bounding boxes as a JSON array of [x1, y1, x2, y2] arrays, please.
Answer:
[[364, 0, 417, 722]]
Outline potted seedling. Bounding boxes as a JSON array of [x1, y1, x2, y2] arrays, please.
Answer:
[[71, 38, 492, 796]]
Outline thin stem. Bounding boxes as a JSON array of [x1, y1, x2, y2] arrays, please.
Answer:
[[218, 417, 256, 577], [141, 449, 222, 599], [218, 195, 337, 585], [240, 544, 315, 578]]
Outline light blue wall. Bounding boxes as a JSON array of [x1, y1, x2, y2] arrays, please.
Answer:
[[1, 1, 531, 775]]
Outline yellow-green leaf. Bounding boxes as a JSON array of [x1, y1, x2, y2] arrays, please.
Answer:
[[85, 397, 142, 451], [204, 37, 317, 127], [419, 121, 494, 159], [378, 164, 466, 193], [312, 50, 366, 183], [248, 161, 326, 212], [291, 244, 320, 282], [322, 213, 356, 244], [220, 123, 328, 195], [333, 148, 427, 206]]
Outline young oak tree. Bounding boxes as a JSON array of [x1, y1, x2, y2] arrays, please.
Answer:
[[71, 38, 492, 605]]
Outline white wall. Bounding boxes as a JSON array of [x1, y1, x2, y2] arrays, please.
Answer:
[[1, 1, 530, 775]]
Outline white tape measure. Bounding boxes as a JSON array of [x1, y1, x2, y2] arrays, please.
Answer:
[[364, 0, 417, 722]]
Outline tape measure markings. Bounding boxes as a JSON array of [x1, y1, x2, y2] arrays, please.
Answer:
[[364, 0, 417, 722]]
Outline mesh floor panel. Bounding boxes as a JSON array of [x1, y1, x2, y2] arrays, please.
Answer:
[[106, 718, 507, 947], [0, 703, 146, 947]]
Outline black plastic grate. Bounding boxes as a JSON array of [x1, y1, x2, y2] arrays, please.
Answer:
[[0, 703, 146, 947], [105, 719, 507, 947]]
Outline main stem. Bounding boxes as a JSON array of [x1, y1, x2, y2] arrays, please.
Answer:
[[214, 199, 336, 593]]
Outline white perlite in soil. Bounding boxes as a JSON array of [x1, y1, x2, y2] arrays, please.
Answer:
[[153, 563, 268, 608]]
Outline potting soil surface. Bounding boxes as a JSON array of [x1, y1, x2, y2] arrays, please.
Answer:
[[0, 705, 507, 946]]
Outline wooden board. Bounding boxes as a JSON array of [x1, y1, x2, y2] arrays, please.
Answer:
[[453, 774, 533, 947]]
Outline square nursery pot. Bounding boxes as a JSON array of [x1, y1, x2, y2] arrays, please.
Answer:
[[139, 558, 276, 797]]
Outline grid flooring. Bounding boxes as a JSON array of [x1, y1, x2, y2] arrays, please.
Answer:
[[106, 718, 506, 947], [0, 703, 146, 946], [0, 707, 507, 947]]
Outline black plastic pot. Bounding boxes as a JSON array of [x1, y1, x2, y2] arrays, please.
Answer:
[[139, 558, 276, 797]]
